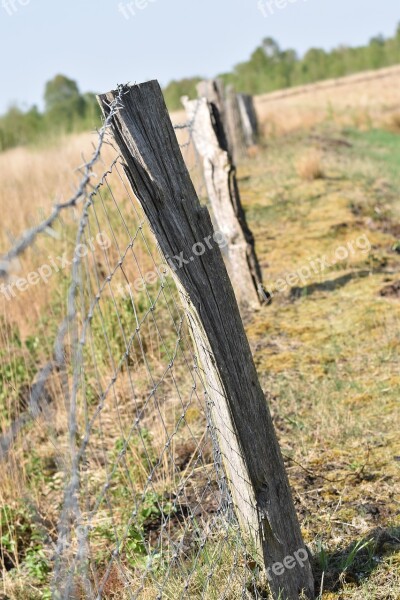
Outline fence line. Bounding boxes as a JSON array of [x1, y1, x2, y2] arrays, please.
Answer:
[[0, 79, 314, 599]]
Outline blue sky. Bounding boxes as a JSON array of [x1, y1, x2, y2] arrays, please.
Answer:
[[0, 0, 399, 113]]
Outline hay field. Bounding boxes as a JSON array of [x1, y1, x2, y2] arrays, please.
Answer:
[[255, 64, 400, 136]]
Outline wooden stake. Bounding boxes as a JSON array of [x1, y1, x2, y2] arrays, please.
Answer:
[[237, 93, 259, 148], [182, 96, 264, 310]]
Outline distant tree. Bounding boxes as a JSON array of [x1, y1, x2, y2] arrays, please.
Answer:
[[82, 92, 102, 129], [261, 37, 281, 60], [44, 74, 85, 132], [276, 49, 297, 88], [0, 106, 22, 150], [0, 105, 43, 151], [163, 78, 203, 111], [300, 48, 329, 82], [386, 23, 400, 64], [219, 25, 400, 97], [231, 48, 270, 94], [368, 35, 386, 69], [24, 106, 44, 139], [0, 77, 101, 152]]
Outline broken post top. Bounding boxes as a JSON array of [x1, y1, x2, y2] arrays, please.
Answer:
[[196, 78, 226, 107], [99, 81, 195, 211]]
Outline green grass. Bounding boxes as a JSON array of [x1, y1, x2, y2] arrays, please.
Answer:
[[345, 127, 400, 182]]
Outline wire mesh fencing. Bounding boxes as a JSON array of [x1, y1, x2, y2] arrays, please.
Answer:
[[0, 87, 268, 599]]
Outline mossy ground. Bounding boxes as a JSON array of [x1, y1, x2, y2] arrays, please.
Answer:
[[240, 125, 400, 599]]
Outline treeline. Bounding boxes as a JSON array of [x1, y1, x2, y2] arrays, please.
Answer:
[[164, 24, 400, 109], [162, 77, 203, 113], [0, 75, 101, 152], [2, 25, 400, 151]]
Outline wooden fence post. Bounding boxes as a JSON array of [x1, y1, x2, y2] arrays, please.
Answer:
[[197, 79, 247, 164], [98, 81, 315, 600], [182, 96, 264, 310], [196, 78, 226, 125], [237, 93, 259, 148], [225, 85, 248, 162]]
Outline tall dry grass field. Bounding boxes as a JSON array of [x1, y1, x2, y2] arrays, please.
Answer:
[[256, 64, 400, 136]]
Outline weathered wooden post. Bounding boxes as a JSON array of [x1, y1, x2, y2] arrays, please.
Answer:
[[237, 93, 259, 148], [197, 78, 247, 164], [98, 81, 315, 600], [196, 78, 226, 125], [182, 95, 264, 310], [225, 85, 248, 162]]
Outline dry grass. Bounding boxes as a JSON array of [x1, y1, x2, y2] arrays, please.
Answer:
[[384, 111, 400, 133], [255, 64, 400, 137], [0, 133, 95, 244], [295, 150, 324, 181]]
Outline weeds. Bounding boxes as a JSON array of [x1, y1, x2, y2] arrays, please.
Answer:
[[295, 150, 324, 181]]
